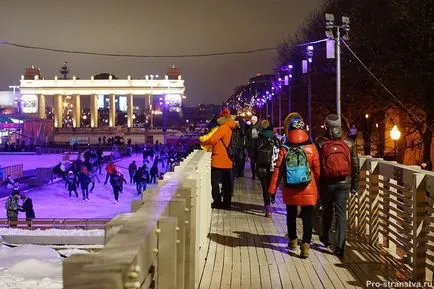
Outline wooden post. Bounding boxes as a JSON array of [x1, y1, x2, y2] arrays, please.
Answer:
[[411, 172, 427, 281]]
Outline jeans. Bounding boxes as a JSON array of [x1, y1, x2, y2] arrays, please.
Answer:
[[82, 186, 89, 199], [321, 182, 351, 250], [286, 205, 314, 244], [113, 186, 120, 201], [258, 168, 272, 206], [211, 167, 233, 206]]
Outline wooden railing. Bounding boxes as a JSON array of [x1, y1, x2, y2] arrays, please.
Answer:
[[0, 218, 109, 230], [63, 150, 212, 289], [349, 156, 434, 282]]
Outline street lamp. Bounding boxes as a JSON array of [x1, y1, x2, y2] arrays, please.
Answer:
[[306, 46, 314, 136], [325, 13, 350, 122], [390, 125, 401, 160]]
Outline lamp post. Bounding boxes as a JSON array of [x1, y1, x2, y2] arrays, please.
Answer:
[[306, 46, 314, 135], [325, 14, 350, 122], [390, 125, 401, 161]]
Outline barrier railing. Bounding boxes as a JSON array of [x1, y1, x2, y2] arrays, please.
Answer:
[[0, 218, 110, 230], [349, 156, 434, 282], [63, 150, 212, 289], [0, 164, 24, 182]]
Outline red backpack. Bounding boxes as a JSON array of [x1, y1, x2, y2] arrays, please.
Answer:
[[321, 139, 351, 178]]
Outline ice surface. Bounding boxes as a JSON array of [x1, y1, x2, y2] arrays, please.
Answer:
[[0, 245, 62, 289], [0, 154, 155, 218]]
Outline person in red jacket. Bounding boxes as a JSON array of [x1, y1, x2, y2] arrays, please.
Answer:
[[268, 113, 320, 258], [203, 108, 237, 209]]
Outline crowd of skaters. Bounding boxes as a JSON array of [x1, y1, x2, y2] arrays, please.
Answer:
[[200, 108, 359, 259]]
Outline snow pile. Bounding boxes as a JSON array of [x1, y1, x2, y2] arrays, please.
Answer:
[[0, 228, 104, 237], [57, 248, 92, 257], [0, 245, 62, 289]]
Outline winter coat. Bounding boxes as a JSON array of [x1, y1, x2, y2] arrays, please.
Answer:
[[199, 127, 218, 152], [253, 128, 280, 171], [78, 172, 91, 188], [203, 116, 237, 169], [5, 195, 19, 220], [105, 163, 116, 174], [19, 197, 35, 219], [268, 129, 321, 206], [128, 162, 137, 174], [110, 173, 122, 188], [66, 175, 78, 190]]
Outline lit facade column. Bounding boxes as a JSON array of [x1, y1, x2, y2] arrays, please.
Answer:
[[38, 94, 45, 119], [148, 94, 153, 128], [109, 94, 116, 127], [90, 94, 98, 128], [72, 94, 81, 128], [127, 94, 134, 128], [54, 95, 64, 128]]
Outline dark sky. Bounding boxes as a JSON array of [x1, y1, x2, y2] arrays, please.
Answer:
[[0, 0, 323, 106]]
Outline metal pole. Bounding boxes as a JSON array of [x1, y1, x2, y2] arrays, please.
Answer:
[[307, 61, 312, 135], [278, 93, 282, 129], [271, 97, 274, 125], [288, 82, 292, 115], [336, 27, 341, 121]]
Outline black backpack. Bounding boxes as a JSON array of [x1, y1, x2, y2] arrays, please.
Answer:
[[256, 137, 276, 167], [224, 127, 244, 160]]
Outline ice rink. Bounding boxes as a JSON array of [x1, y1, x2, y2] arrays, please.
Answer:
[[0, 154, 155, 219]]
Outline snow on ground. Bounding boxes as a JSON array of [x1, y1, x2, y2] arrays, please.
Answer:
[[0, 244, 63, 289], [56, 248, 92, 257], [0, 154, 155, 219], [0, 228, 104, 237]]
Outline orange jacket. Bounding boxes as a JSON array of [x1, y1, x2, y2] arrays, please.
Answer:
[[105, 162, 115, 174], [203, 117, 237, 169], [268, 129, 320, 206]]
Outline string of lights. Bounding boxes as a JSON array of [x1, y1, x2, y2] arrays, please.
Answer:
[[0, 41, 276, 58], [341, 39, 432, 132]]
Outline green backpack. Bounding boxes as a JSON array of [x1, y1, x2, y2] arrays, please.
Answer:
[[282, 145, 312, 187]]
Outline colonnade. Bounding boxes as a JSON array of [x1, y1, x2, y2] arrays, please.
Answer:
[[38, 94, 145, 128]]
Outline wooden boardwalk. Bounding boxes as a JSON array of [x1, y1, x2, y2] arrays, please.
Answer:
[[198, 174, 409, 289]]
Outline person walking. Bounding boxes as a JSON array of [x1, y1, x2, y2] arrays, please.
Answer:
[[109, 169, 122, 203], [316, 114, 359, 257], [5, 189, 20, 227], [19, 194, 35, 226], [78, 169, 91, 200], [268, 113, 320, 258], [202, 108, 237, 209], [246, 115, 261, 180], [104, 161, 116, 185], [128, 160, 138, 184], [65, 171, 79, 198], [253, 120, 280, 217]]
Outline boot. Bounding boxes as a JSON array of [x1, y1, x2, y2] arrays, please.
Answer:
[[300, 243, 310, 258], [264, 205, 272, 218], [288, 238, 298, 250]]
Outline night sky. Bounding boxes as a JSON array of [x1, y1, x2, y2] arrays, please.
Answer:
[[0, 0, 323, 106]]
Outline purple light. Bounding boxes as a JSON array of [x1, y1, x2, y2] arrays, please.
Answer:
[[266, 91, 269, 94], [278, 77, 282, 81], [159, 97, 163, 101], [288, 65, 293, 69], [289, 74, 293, 78], [308, 58, 312, 63], [271, 87, 275, 90], [307, 45, 314, 51]]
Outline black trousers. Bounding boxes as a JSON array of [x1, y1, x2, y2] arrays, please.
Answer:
[[258, 169, 272, 206], [321, 183, 351, 250], [211, 167, 233, 205], [81, 186, 89, 199], [286, 205, 314, 244], [113, 186, 120, 201]]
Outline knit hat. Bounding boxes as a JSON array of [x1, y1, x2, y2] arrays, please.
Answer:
[[261, 119, 270, 129], [324, 114, 341, 129], [219, 108, 231, 118]]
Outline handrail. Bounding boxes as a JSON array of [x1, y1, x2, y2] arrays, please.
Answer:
[[0, 218, 110, 230], [63, 150, 212, 289], [0, 164, 24, 182], [348, 156, 434, 282]]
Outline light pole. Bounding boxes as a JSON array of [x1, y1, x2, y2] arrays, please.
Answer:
[[282, 65, 293, 127], [306, 46, 314, 135], [390, 125, 401, 161], [325, 14, 350, 122]]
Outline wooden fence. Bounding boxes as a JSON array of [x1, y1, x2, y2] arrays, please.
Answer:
[[348, 156, 434, 282], [63, 150, 212, 289]]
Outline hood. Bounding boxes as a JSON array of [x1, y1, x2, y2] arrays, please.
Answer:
[[286, 129, 310, 145], [217, 115, 236, 126], [259, 129, 275, 139]]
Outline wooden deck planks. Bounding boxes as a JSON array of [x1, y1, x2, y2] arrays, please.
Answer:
[[198, 171, 406, 289]]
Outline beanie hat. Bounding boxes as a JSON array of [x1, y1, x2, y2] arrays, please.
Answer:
[[219, 108, 231, 118], [324, 114, 341, 129], [261, 119, 270, 129]]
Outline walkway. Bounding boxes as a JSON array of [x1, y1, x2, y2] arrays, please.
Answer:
[[198, 173, 409, 289]]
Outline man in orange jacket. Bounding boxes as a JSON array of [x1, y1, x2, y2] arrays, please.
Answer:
[[203, 108, 237, 209]]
